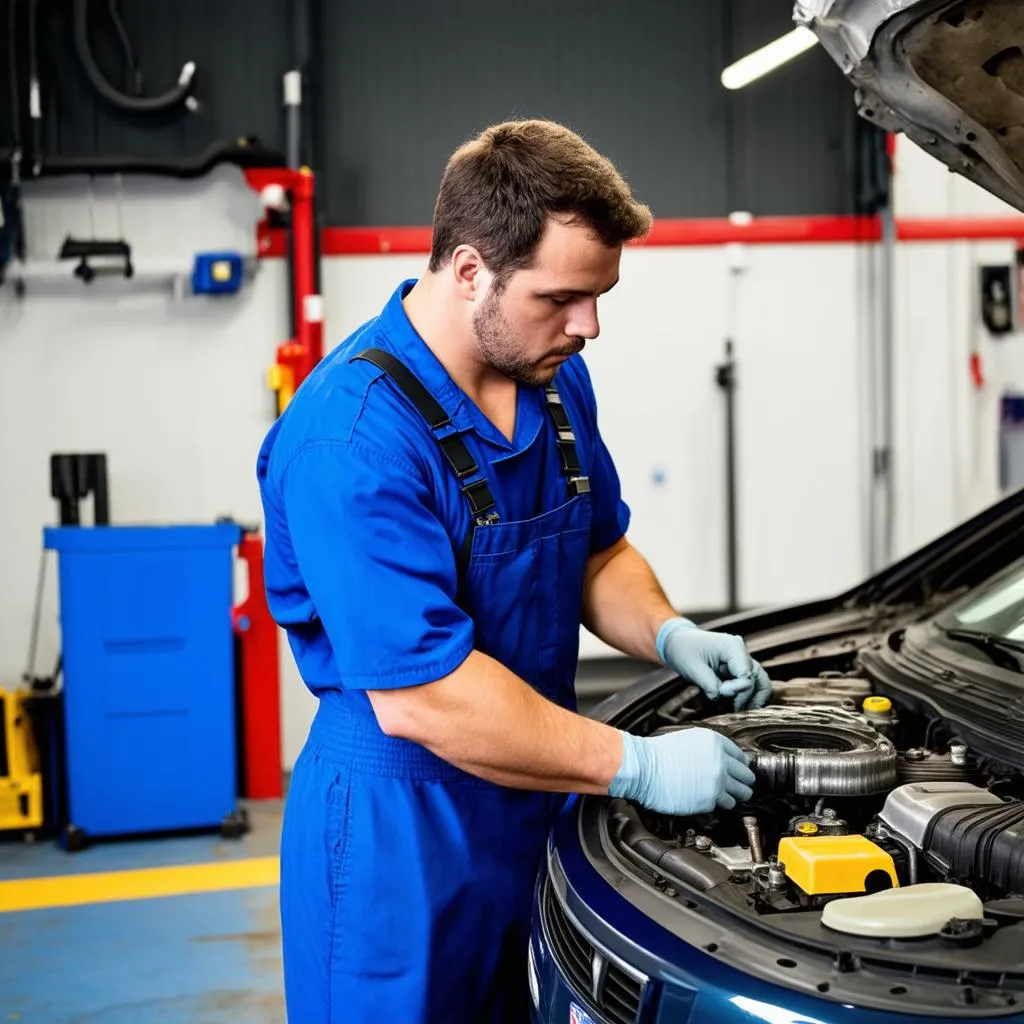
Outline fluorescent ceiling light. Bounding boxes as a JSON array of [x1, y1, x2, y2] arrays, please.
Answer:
[[721, 26, 818, 90]]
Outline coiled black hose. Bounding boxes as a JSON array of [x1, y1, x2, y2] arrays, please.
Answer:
[[73, 0, 196, 115]]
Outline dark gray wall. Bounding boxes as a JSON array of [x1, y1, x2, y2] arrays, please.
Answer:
[[323, 0, 864, 225], [2, 0, 875, 224]]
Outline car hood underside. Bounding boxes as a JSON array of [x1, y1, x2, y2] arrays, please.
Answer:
[[797, 0, 1024, 212]]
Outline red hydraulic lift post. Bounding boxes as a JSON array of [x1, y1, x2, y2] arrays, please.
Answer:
[[233, 531, 283, 800], [232, 166, 324, 800], [245, 166, 324, 411]]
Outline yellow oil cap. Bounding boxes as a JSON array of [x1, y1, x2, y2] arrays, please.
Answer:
[[796, 822, 819, 835], [863, 696, 892, 714], [778, 835, 899, 896]]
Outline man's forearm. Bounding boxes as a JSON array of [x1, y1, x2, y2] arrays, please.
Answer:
[[581, 539, 677, 662], [367, 651, 625, 793]]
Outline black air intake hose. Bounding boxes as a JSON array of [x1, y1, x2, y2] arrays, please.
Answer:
[[608, 800, 731, 891], [74, 0, 196, 115]]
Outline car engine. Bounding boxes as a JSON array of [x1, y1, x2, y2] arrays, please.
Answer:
[[609, 676, 1024, 941]]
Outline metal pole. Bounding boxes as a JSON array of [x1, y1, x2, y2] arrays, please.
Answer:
[[717, 339, 739, 613], [870, 152, 896, 572], [284, 71, 302, 170]]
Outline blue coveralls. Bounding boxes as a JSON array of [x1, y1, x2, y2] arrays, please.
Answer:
[[256, 280, 631, 1023]]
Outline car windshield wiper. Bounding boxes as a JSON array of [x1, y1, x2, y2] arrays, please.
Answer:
[[941, 627, 1024, 672]]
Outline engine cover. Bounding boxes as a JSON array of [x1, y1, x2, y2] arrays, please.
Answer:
[[695, 706, 898, 796], [879, 782, 1024, 892], [878, 782, 1003, 849]]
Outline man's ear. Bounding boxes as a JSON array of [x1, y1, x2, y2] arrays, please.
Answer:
[[451, 245, 491, 301]]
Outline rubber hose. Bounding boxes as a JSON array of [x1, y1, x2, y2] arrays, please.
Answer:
[[73, 0, 195, 115], [610, 800, 732, 891], [657, 847, 732, 891]]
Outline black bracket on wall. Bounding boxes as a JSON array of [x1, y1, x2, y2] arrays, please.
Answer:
[[50, 453, 110, 526], [58, 235, 133, 282]]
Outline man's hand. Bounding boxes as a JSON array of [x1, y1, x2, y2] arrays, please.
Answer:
[[609, 728, 756, 814], [658, 617, 772, 711]]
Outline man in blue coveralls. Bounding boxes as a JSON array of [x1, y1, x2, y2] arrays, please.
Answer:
[[257, 119, 772, 1023]]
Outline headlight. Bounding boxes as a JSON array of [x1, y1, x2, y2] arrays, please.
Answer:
[[527, 938, 540, 1010]]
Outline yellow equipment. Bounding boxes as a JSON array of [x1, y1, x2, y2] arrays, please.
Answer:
[[778, 834, 899, 896], [0, 687, 43, 831]]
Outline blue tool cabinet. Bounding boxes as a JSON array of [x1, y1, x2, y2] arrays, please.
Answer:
[[43, 523, 243, 847]]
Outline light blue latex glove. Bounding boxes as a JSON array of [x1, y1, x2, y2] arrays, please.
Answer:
[[609, 728, 756, 814], [657, 616, 772, 710]]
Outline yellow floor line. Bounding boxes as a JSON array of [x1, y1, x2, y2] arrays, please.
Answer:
[[0, 856, 280, 913]]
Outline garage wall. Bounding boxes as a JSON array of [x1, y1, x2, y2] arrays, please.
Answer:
[[5, 140, 1020, 770], [0, 171, 870, 767], [0, 169, 314, 762], [891, 137, 1024, 559], [318, 0, 863, 224]]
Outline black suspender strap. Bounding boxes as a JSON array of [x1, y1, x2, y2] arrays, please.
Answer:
[[544, 383, 591, 497], [351, 347, 591, 575], [352, 347, 500, 525]]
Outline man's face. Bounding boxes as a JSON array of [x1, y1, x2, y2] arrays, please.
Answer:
[[472, 217, 622, 387]]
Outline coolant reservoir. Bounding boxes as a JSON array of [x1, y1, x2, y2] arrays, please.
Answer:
[[822, 882, 983, 938]]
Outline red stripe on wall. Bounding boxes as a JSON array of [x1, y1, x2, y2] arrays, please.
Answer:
[[263, 214, 1024, 258], [321, 226, 435, 255], [896, 217, 1024, 242], [643, 215, 880, 246]]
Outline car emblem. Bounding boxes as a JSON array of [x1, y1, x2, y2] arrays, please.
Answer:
[[590, 949, 609, 1002]]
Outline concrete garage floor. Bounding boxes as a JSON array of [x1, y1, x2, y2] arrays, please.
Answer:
[[0, 801, 286, 1023], [0, 658, 646, 1022]]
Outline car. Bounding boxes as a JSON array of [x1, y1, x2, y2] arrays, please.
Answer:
[[529, 6, 1024, 1021], [529, 5, 1024, 1021], [793, 0, 1024, 214], [529, 484, 1024, 1023]]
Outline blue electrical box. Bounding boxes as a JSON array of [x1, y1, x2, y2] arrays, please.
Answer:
[[191, 251, 244, 295], [43, 523, 243, 845]]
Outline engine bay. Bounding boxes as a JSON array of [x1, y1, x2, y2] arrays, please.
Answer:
[[607, 674, 1024, 947]]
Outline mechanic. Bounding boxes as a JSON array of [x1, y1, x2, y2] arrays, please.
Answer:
[[256, 118, 772, 1024]]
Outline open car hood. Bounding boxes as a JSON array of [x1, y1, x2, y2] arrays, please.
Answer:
[[794, 0, 1024, 212]]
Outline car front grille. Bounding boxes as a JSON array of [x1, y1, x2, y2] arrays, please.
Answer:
[[541, 878, 646, 1024]]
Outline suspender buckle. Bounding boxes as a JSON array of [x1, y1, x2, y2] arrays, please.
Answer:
[[461, 478, 498, 520], [569, 475, 591, 495]]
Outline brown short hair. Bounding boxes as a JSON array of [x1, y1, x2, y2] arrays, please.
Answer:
[[427, 119, 653, 279]]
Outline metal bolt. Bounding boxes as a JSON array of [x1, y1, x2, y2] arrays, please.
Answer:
[[694, 836, 712, 852], [822, 808, 837, 820], [959, 986, 978, 1006], [743, 816, 765, 864], [905, 748, 926, 761]]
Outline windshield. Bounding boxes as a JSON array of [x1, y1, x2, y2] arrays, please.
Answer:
[[937, 557, 1024, 640]]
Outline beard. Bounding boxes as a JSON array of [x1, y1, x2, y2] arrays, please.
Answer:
[[472, 287, 583, 387]]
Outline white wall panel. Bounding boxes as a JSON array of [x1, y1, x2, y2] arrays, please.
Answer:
[[2, 174, 884, 768], [890, 136, 1024, 559], [0, 169, 299, 766], [733, 245, 866, 606]]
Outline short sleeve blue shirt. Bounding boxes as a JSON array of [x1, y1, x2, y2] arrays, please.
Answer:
[[256, 279, 631, 695]]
